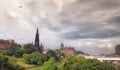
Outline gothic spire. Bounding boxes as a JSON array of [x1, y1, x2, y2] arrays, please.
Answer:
[[35, 27, 39, 51]]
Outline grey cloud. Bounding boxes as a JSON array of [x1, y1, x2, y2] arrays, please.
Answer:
[[77, 0, 120, 10], [0, 0, 120, 55], [95, 0, 120, 10], [48, 0, 120, 41], [107, 16, 120, 27], [61, 29, 120, 39]]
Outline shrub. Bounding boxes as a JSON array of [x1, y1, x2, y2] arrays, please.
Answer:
[[8, 56, 20, 69], [0, 51, 10, 70], [24, 52, 48, 65]]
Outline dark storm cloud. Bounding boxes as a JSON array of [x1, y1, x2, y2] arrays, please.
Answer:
[[61, 29, 120, 39], [54, 0, 120, 40], [0, 0, 120, 54], [60, 17, 120, 40], [107, 16, 120, 27], [94, 0, 120, 10], [77, 0, 120, 10]]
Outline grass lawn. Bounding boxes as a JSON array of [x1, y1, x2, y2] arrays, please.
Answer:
[[26, 66, 42, 70], [17, 62, 37, 69], [16, 58, 38, 69]]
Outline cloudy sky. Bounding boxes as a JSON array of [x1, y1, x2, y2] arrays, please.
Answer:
[[0, 0, 120, 55]]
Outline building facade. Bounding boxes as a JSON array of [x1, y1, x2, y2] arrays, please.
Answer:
[[60, 43, 76, 56], [115, 45, 120, 56], [0, 39, 14, 50]]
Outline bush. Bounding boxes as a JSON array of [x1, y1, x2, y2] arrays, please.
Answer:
[[24, 52, 48, 65], [41, 58, 58, 70], [46, 50, 62, 61], [6, 43, 21, 56], [0, 51, 10, 70], [59, 56, 115, 70], [8, 56, 20, 70], [14, 50, 24, 58], [23, 44, 36, 54], [36, 56, 115, 70]]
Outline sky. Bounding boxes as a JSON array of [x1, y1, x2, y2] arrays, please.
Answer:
[[0, 0, 120, 55]]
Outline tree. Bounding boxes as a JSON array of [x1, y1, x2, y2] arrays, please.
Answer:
[[0, 51, 9, 70], [24, 52, 48, 65], [41, 58, 58, 70], [6, 43, 21, 56], [59, 56, 115, 70], [8, 56, 19, 69], [6, 43, 36, 58], [14, 50, 24, 58], [46, 50, 61, 61], [25, 55, 116, 70], [23, 43, 36, 54]]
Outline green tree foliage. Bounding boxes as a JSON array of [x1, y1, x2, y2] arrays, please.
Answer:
[[55, 49, 65, 59], [0, 51, 9, 69], [35, 56, 115, 70], [24, 49, 63, 66], [46, 49, 63, 61], [6, 43, 21, 57], [14, 50, 24, 58], [6, 43, 36, 58], [59, 56, 115, 70], [24, 52, 48, 65], [41, 58, 58, 70], [8, 56, 20, 69], [23, 43, 36, 54]]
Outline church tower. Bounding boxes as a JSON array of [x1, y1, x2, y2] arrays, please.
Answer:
[[34, 28, 43, 53], [60, 42, 64, 50], [115, 45, 120, 56]]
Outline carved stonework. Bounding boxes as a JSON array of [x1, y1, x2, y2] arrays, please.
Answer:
[[60, 43, 76, 56], [34, 28, 43, 53]]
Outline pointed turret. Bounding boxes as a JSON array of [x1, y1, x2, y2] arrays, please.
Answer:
[[35, 28, 39, 50], [34, 28, 44, 53], [40, 43, 44, 53]]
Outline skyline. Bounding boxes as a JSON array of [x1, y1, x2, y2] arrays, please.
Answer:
[[0, 0, 120, 55]]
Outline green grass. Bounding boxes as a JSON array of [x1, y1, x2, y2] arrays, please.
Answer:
[[26, 66, 42, 70], [8, 56, 37, 69], [12, 57, 37, 69], [16, 58, 36, 68], [17, 61, 37, 69]]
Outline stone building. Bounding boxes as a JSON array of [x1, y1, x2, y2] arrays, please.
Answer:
[[34, 28, 44, 53], [60, 42, 76, 56], [0, 39, 14, 50], [115, 45, 120, 56]]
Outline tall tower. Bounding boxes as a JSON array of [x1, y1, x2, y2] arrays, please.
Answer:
[[34, 28, 43, 53], [60, 42, 64, 50], [115, 45, 120, 56], [35, 28, 39, 49]]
